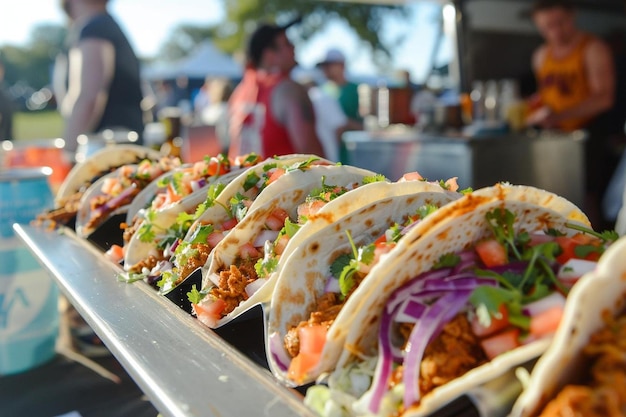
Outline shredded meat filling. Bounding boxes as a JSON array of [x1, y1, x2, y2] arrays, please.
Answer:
[[178, 243, 211, 282], [210, 259, 258, 316], [539, 313, 626, 417], [389, 314, 487, 397], [284, 292, 343, 358]]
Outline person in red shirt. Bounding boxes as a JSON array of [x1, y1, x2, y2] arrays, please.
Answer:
[[228, 19, 324, 159]]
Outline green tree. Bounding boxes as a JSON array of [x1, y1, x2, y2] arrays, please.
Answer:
[[1, 24, 66, 90], [216, 1, 407, 60], [158, 1, 407, 66]]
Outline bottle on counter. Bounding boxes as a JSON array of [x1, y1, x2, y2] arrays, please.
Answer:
[[470, 80, 486, 122]]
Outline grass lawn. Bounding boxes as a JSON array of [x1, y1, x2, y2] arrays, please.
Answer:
[[12, 111, 64, 142]]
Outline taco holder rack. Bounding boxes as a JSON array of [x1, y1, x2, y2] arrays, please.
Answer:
[[14, 223, 528, 417]]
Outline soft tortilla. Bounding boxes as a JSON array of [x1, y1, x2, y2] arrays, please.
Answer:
[[197, 164, 377, 328], [509, 235, 626, 417], [56, 144, 162, 207], [267, 183, 460, 386], [329, 183, 590, 416]]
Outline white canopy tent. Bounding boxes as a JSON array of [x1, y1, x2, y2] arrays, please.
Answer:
[[142, 41, 243, 81]]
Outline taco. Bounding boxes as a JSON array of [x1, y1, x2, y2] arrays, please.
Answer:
[[302, 184, 612, 417], [36, 144, 162, 227], [75, 156, 181, 238], [510, 233, 624, 417], [118, 154, 260, 273], [190, 164, 384, 328], [128, 154, 333, 288], [266, 180, 462, 386]]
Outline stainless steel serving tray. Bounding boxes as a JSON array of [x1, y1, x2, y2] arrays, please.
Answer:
[[14, 223, 315, 417], [15, 223, 530, 417]]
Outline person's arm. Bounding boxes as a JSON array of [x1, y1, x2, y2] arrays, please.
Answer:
[[61, 38, 115, 151], [536, 39, 615, 128], [272, 80, 325, 157], [553, 39, 615, 122]]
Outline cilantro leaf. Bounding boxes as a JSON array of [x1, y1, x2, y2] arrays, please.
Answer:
[[286, 156, 319, 172], [254, 256, 279, 278], [230, 193, 249, 221], [416, 204, 438, 220], [137, 223, 156, 243], [565, 222, 619, 243], [189, 224, 215, 244], [459, 187, 473, 195], [330, 253, 352, 279], [433, 253, 461, 270], [362, 174, 388, 184], [187, 285, 206, 304], [243, 172, 261, 191], [574, 244, 603, 258]]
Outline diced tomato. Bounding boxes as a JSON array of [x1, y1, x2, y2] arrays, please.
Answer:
[[271, 208, 289, 223], [299, 324, 327, 355], [105, 244, 124, 263], [471, 304, 510, 338], [480, 328, 520, 360], [400, 171, 424, 182], [221, 217, 238, 230], [297, 200, 326, 218], [193, 298, 228, 327], [373, 242, 395, 267], [239, 242, 261, 259], [475, 239, 508, 267], [206, 232, 225, 248], [444, 177, 459, 192], [167, 183, 183, 203], [529, 306, 563, 339], [287, 352, 321, 384], [274, 234, 290, 256], [267, 168, 286, 185], [374, 234, 388, 246], [207, 156, 230, 176], [265, 214, 286, 231], [555, 233, 601, 264]]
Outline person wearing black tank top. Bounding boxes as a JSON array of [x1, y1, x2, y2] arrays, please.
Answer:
[[54, 0, 144, 152]]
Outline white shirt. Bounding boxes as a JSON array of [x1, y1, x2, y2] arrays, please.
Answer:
[[308, 86, 347, 162]]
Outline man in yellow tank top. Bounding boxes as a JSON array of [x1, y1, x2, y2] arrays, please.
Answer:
[[527, 0, 615, 130], [527, 0, 618, 230]]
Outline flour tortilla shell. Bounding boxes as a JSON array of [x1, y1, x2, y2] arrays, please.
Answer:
[[509, 236, 626, 417], [267, 186, 460, 385], [198, 164, 377, 328], [333, 184, 590, 416]]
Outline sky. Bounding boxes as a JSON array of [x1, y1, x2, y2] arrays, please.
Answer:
[[0, 1, 450, 83]]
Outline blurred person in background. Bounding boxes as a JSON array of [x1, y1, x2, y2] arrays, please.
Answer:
[[526, 0, 618, 229], [228, 18, 324, 159], [297, 76, 349, 162], [53, 0, 144, 152], [198, 78, 234, 153], [0, 56, 14, 141], [317, 48, 363, 129]]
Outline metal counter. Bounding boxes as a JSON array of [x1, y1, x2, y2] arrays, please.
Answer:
[[342, 129, 587, 208], [14, 224, 314, 417]]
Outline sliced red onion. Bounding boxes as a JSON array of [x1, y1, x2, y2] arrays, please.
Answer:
[[268, 331, 291, 372], [197, 178, 207, 188], [394, 298, 427, 323], [245, 278, 266, 297], [368, 294, 401, 413], [253, 230, 280, 248], [385, 268, 454, 314], [169, 239, 180, 254], [324, 276, 341, 294], [557, 258, 597, 282], [400, 219, 421, 236], [402, 290, 471, 409], [522, 292, 566, 317]]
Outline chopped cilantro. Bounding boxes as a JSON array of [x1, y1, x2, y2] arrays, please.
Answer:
[[138, 222, 156, 243], [416, 204, 438, 220], [565, 222, 619, 243], [189, 224, 215, 244], [187, 285, 206, 304], [286, 156, 319, 172], [433, 253, 461, 270], [574, 244, 604, 258], [243, 172, 261, 191], [330, 253, 352, 279], [255, 256, 279, 278], [230, 193, 250, 221], [362, 174, 388, 184], [459, 187, 473, 195]]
